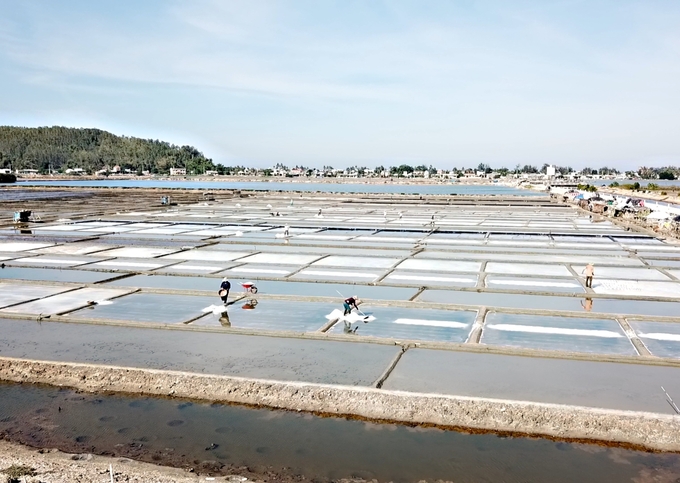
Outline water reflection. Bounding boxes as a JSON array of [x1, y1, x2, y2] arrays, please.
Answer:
[[343, 320, 358, 334], [581, 298, 594, 312], [242, 298, 258, 310], [218, 309, 231, 327]]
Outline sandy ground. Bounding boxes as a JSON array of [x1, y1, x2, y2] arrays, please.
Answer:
[[0, 440, 247, 483], [604, 187, 680, 205], [0, 438, 384, 483]]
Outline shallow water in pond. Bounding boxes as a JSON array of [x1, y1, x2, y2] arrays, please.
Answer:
[[0, 266, 118, 284], [10, 180, 543, 196], [1, 382, 679, 483]]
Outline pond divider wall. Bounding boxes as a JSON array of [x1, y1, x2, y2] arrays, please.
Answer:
[[1, 356, 679, 452]]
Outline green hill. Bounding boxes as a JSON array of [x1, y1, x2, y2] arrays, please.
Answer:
[[0, 126, 218, 175]]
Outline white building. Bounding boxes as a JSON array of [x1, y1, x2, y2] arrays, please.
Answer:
[[169, 168, 186, 176], [546, 165, 556, 177]]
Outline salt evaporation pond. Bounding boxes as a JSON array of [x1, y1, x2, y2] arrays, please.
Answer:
[[1, 382, 679, 483]]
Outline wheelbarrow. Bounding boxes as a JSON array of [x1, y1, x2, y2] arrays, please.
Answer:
[[241, 281, 258, 294]]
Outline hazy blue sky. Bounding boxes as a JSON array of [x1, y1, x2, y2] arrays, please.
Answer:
[[1, 1, 679, 169]]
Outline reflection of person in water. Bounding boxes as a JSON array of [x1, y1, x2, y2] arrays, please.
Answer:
[[242, 299, 258, 310], [219, 309, 231, 327], [343, 321, 358, 334], [580, 298, 593, 312]]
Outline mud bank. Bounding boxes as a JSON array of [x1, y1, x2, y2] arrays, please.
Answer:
[[1, 357, 679, 452], [0, 438, 373, 483], [0, 440, 242, 483]]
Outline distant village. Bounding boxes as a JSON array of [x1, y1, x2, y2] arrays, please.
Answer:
[[2, 163, 677, 182]]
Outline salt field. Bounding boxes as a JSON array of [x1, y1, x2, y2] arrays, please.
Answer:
[[2, 193, 680, 359], [2, 188, 680, 463]]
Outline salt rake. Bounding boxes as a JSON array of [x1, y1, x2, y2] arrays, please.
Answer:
[[661, 386, 680, 414]]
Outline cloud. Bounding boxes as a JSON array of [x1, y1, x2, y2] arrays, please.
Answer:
[[1, 1, 411, 101], [1, 0, 680, 168]]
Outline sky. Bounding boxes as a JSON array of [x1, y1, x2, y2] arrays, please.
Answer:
[[1, 1, 679, 170]]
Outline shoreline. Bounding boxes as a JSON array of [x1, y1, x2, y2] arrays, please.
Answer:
[[600, 187, 680, 207], [0, 439, 261, 483], [9, 174, 498, 186]]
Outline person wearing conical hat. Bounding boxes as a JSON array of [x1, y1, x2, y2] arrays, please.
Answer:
[[218, 277, 231, 304]]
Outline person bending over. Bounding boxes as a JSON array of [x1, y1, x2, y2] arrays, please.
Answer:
[[343, 296, 360, 316]]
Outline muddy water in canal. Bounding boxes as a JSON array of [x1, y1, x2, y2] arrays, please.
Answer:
[[1, 383, 679, 482]]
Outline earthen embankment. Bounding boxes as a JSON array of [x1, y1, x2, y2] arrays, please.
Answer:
[[2, 356, 679, 452]]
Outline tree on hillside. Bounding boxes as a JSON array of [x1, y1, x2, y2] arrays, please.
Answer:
[[0, 126, 215, 175]]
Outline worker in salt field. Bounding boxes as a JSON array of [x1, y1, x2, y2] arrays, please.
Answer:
[[583, 263, 595, 288], [283, 224, 290, 237], [218, 277, 231, 304], [343, 295, 360, 316]]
